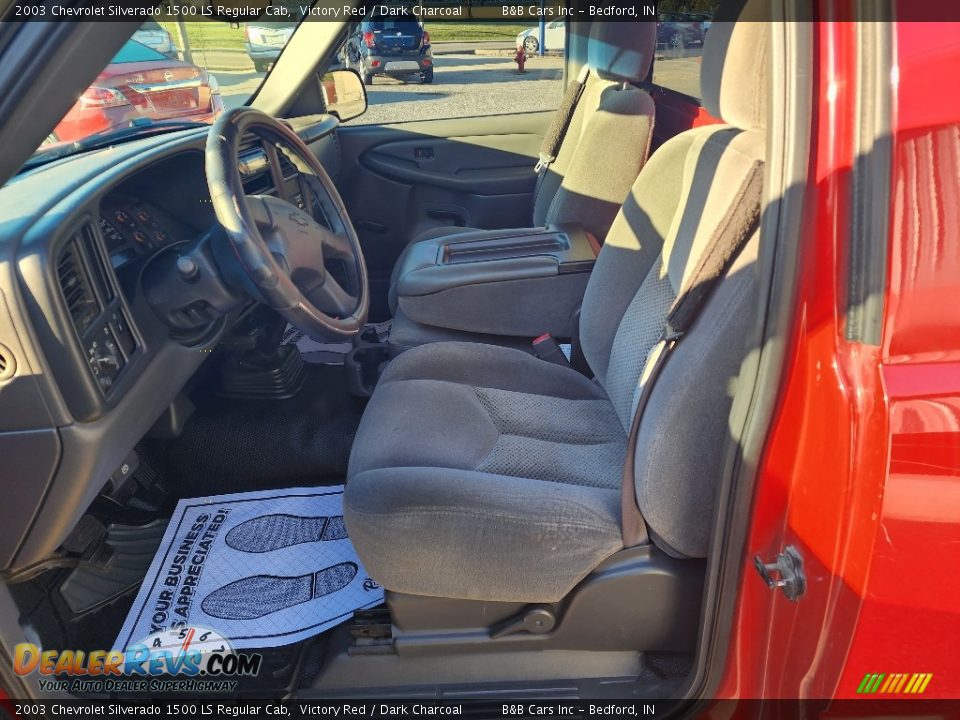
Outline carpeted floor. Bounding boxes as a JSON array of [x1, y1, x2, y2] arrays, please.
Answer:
[[153, 363, 366, 498]]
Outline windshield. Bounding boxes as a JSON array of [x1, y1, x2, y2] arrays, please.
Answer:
[[34, 19, 294, 160]]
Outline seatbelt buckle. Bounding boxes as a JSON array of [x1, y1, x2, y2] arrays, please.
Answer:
[[534, 154, 554, 174], [532, 333, 570, 367]]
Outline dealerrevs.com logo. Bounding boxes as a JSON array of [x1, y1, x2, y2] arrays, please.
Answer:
[[13, 626, 262, 694]]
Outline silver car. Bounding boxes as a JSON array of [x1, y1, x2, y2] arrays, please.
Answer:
[[131, 21, 176, 58], [244, 22, 296, 73]]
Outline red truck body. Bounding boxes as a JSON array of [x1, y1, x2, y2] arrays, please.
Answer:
[[716, 18, 960, 700]]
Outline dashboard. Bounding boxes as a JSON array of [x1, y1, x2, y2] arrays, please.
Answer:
[[0, 118, 340, 571]]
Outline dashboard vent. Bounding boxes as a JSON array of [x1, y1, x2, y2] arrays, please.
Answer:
[[238, 136, 270, 177], [56, 235, 100, 335], [277, 150, 299, 180], [81, 224, 115, 304], [238, 135, 280, 196]]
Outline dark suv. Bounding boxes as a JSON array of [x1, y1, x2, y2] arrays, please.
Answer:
[[341, 16, 434, 85]]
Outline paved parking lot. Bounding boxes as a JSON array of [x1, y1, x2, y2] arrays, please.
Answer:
[[214, 49, 564, 124], [359, 53, 563, 124], [652, 48, 703, 99], [212, 45, 701, 124]]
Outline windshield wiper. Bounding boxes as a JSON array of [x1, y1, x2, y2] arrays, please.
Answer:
[[21, 119, 211, 171]]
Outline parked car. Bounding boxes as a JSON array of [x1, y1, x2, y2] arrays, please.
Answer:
[[688, 12, 713, 38], [657, 12, 706, 49], [130, 21, 176, 58], [340, 14, 433, 85], [244, 22, 296, 72], [516, 19, 566, 54], [49, 40, 223, 144]]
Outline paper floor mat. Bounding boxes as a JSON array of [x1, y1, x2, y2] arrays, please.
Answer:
[[114, 486, 382, 650]]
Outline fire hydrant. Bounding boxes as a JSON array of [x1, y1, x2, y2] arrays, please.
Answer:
[[515, 46, 526, 73]]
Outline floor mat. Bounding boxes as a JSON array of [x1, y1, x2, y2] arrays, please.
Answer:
[[282, 321, 392, 365], [114, 486, 383, 651], [157, 363, 365, 497]]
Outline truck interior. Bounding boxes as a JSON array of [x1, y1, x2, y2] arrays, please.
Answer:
[[0, 0, 817, 701]]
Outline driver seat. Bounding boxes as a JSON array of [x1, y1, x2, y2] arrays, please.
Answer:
[[345, 7, 768, 606]]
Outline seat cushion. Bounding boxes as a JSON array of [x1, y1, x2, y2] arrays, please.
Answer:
[[345, 342, 626, 602]]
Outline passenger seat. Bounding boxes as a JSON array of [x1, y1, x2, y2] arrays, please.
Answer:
[[387, 21, 658, 320]]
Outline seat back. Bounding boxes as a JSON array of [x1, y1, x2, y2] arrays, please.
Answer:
[[579, 4, 770, 558], [532, 23, 657, 243]]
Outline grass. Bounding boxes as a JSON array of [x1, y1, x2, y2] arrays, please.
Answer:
[[158, 21, 246, 52], [425, 23, 531, 42], [155, 20, 531, 54]]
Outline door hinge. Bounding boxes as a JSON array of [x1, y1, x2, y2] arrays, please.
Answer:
[[753, 545, 806, 601]]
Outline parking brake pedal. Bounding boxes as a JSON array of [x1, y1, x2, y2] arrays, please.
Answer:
[[489, 605, 556, 638]]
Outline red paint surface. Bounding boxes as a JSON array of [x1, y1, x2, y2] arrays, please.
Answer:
[[715, 17, 960, 700]]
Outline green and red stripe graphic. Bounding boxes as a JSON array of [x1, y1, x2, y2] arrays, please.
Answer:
[[857, 672, 933, 694]]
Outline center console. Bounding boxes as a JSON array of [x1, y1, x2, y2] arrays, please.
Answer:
[[392, 223, 599, 339], [342, 224, 598, 396]]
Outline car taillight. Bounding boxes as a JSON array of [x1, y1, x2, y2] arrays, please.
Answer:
[[363, 30, 376, 48], [422, 30, 430, 46], [79, 86, 130, 109]]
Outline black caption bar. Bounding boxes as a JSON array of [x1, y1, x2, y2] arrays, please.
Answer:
[[6, 0, 660, 23], [6, 700, 672, 719], [7, 700, 960, 719], [7, 0, 960, 23]]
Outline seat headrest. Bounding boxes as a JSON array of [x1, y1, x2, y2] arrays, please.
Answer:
[[588, 22, 657, 84], [700, 0, 770, 129]]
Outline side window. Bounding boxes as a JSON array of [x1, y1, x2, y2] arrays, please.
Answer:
[[338, 18, 566, 125], [651, 4, 719, 100]]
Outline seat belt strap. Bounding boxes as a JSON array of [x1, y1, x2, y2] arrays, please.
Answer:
[[620, 160, 765, 547], [533, 66, 590, 209]]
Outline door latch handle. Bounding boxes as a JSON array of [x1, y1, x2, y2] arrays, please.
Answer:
[[754, 545, 806, 601]]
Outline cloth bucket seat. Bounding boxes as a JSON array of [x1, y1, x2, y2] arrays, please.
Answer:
[[345, 7, 770, 603]]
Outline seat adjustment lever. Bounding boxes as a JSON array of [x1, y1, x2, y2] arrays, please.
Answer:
[[489, 605, 556, 639]]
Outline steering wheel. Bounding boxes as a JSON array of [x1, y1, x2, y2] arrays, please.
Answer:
[[206, 107, 369, 339]]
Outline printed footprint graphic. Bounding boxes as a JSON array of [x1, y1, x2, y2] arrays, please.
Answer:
[[201, 562, 358, 620], [225, 514, 348, 553]]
